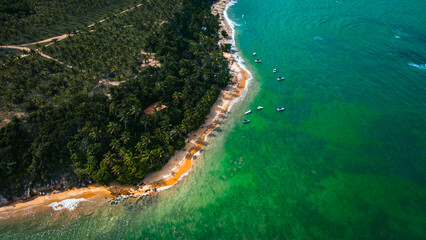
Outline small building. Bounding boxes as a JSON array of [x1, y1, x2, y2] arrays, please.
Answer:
[[144, 103, 167, 115]]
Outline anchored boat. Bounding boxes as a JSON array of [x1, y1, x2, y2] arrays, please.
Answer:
[[273, 69, 277, 73], [277, 77, 285, 81], [245, 110, 252, 115], [277, 107, 285, 112], [242, 119, 250, 124], [254, 59, 262, 63], [257, 106, 264, 110]]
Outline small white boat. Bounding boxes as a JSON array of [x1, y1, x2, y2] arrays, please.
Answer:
[[245, 110, 252, 115], [252, 52, 257, 56], [257, 106, 264, 110], [277, 107, 285, 112], [273, 69, 277, 73], [277, 77, 285, 81], [254, 59, 262, 63], [242, 119, 250, 124]]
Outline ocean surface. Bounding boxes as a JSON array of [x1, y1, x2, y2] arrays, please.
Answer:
[[1, 0, 425, 239]]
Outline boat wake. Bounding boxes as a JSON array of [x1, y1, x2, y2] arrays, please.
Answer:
[[408, 62, 426, 70]]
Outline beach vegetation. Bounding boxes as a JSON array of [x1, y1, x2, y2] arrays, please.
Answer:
[[221, 30, 229, 38], [221, 43, 232, 52], [0, 0, 230, 197]]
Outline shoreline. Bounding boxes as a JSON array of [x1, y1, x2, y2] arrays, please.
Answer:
[[0, 0, 252, 219]]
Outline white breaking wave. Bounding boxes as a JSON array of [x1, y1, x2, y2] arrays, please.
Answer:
[[223, 0, 253, 113], [49, 198, 86, 211], [408, 63, 426, 70], [156, 185, 174, 192], [179, 171, 190, 180]]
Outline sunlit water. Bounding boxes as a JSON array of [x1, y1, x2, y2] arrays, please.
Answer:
[[1, 0, 425, 239]]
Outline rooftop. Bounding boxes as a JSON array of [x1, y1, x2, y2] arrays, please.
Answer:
[[143, 103, 167, 115]]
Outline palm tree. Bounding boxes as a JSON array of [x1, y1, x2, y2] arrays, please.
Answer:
[[129, 105, 140, 121], [120, 131, 131, 145], [89, 127, 99, 141], [140, 115, 151, 132], [172, 91, 183, 106], [107, 122, 119, 135], [110, 138, 121, 151], [135, 141, 145, 154], [123, 150, 133, 166], [140, 134, 151, 148]]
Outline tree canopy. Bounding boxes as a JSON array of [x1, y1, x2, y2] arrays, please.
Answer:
[[0, 0, 231, 198]]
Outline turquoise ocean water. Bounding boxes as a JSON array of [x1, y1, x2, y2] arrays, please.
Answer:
[[1, 0, 425, 239]]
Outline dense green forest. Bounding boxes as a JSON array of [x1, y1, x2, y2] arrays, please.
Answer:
[[0, 48, 21, 60], [0, 55, 96, 120], [0, 0, 231, 198], [0, 0, 143, 45]]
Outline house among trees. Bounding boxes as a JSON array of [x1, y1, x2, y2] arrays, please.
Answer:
[[143, 103, 167, 115]]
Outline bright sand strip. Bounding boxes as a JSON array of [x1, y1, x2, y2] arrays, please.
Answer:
[[0, 0, 250, 218], [0, 186, 111, 220]]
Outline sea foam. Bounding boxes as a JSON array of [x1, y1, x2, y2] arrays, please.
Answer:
[[48, 198, 86, 211], [223, 0, 253, 113], [408, 63, 426, 70]]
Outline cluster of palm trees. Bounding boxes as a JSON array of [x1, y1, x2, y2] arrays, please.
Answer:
[[0, 0, 231, 197], [0, 0, 141, 45], [0, 54, 93, 122]]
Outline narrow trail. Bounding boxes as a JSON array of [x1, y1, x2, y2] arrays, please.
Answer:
[[0, 2, 145, 66], [0, 45, 72, 68], [20, 34, 70, 47]]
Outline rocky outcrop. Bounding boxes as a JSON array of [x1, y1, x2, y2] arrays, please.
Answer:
[[1, 172, 79, 206], [0, 193, 9, 206]]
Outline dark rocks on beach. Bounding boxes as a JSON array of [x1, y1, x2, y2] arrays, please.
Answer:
[[11, 196, 20, 202], [0, 194, 9, 205], [2, 173, 81, 204], [135, 193, 151, 204]]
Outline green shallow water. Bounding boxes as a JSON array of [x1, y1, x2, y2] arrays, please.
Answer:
[[1, 0, 425, 239]]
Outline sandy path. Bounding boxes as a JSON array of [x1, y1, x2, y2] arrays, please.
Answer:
[[20, 34, 70, 47], [0, 2, 146, 64], [0, 0, 248, 218], [11, 3, 145, 47], [0, 45, 73, 68]]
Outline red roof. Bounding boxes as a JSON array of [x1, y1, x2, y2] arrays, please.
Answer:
[[143, 103, 167, 115]]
